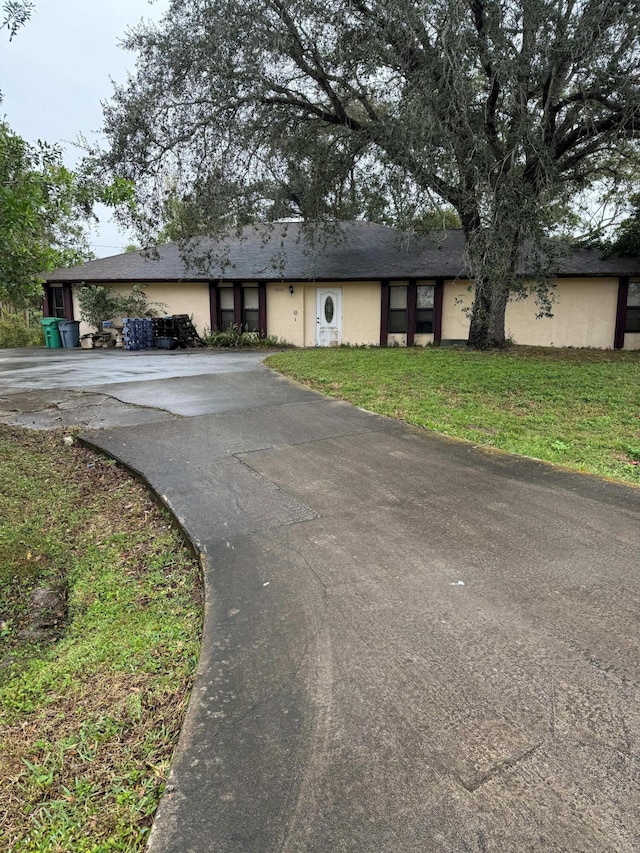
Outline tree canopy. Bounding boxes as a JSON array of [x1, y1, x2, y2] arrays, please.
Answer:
[[1, 0, 33, 40], [0, 121, 133, 307], [100, 0, 640, 347], [1, 0, 34, 101], [606, 193, 640, 258]]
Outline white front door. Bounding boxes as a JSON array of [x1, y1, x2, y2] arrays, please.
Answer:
[[316, 288, 342, 346]]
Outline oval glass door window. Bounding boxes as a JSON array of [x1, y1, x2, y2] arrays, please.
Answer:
[[324, 296, 334, 323]]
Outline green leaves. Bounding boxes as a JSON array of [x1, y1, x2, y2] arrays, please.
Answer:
[[0, 121, 137, 308], [98, 0, 640, 346], [77, 285, 166, 332], [0, 122, 94, 307], [1, 0, 33, 41]]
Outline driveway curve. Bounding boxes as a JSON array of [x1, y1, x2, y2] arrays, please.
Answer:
[[2, 348, 639, 852]]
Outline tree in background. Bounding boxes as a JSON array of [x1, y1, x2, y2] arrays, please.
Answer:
[[99, 0, 640, 347], [0, 121, 134, 308], [606, 194, 640, 259], [1, 0, 34, 102], [1, 0, 33, 39]]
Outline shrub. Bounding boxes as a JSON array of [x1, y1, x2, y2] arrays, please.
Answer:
[[203, 325, 290, 348], [77, 285, 166, 331], [0, 313, 44, 348]]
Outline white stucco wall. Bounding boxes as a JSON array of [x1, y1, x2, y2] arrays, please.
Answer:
[[624, 333, 640, 351]]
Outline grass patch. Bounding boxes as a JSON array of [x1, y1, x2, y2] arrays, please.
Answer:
[[0, 426, 203, 851], [265, 346, 640, 485]]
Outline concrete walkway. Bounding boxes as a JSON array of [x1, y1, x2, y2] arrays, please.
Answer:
[[2, 348, 640, 851]]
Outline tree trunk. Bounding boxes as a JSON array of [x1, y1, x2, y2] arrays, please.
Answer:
[[468, 274, 511, 349], [464, 216, 518, 349]]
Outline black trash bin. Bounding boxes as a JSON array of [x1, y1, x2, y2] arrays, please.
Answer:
[[58, 320, 81, 348]]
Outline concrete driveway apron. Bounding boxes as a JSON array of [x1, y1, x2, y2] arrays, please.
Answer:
[[2, 347, 639, 851]]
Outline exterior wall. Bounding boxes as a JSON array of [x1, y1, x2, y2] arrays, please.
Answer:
[[267, 281, 380, 346], [385, 333, 435, 348], [68, 276, 628, 350], [303, 286, 317, 346], [145, 282, 211, 334], [72, 281, 210, 336], [387, 333, 407, 347], [505, 278, 618, 349], [414, 333, 435, 346], [441, 278, 620, 349], [342, 281, 380, 345], [442, 280, 473, 341], [267, 282, 306, 347]]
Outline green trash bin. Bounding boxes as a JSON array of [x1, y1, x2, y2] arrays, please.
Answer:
[[58, 320, 81, 348], [41, 317, 63, 348]]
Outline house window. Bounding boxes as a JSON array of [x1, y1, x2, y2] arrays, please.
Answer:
[[389, 286, 407, 333], [51, 287, 65, 318], [219, 287, 235, 328], [416, 284, 434, 333], [626, 281, 640, 333], [243, 286, 259, 331]]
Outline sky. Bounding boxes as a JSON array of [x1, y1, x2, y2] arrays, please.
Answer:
[[0, 0, 169, 257]]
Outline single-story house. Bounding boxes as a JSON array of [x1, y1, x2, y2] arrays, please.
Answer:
[[43, 222, 640, 350]]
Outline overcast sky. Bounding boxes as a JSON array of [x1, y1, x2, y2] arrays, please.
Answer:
[[0, 0, 169, 257]]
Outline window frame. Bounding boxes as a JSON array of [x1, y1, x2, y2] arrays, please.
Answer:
[[386, 280, 436, 340], [388, 284, 408, 334], [210, 281, 267, 335], [242, 285, 260, 332], [625, 280, 640, 333], [218, 286, 235, 329], [51, 287, 66, 318]]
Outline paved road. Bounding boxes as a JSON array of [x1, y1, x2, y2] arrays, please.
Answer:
[[2, 347, 639, 852]]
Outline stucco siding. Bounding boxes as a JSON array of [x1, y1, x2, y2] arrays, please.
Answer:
[[267, 282, 306, 346], [442, 278, 619, 349], [342, 282, 380, 345], [505, 278, 618, 348], [387, 333, 407, 347], [442, 280, 473, 340], [271, 282, 377, 347], [304, 286, 317, 346], [624, 333, 640, 351], [72, 281, 210, 336], [414, 333, 435, 347]]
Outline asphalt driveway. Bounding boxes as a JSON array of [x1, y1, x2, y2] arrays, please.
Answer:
[[2, 347, 639, 852]]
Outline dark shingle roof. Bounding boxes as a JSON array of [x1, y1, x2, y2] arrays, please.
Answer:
[[44, 222, 640, 283]]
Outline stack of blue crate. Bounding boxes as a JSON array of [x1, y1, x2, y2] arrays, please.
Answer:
[[123, 318, 153, 350]]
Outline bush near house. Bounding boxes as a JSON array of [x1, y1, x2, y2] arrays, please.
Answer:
[[203, 324, 287, 348], [77, 285, 166, 332], [266, 346, 640, 486]]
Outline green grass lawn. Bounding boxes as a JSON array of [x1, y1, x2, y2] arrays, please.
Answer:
[[0, 427, 203, 851], [266, 346, 640, 486]]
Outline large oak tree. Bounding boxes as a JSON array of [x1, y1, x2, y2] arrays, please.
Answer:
[[101, 0, 640, 347]]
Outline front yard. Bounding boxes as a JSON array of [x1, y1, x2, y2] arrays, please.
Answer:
[[266, 346, 640, 486], [0, 428, 203, 851]]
